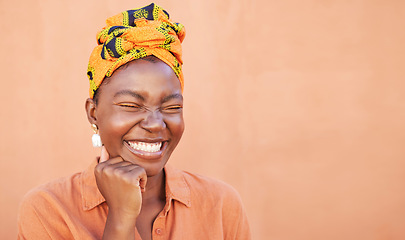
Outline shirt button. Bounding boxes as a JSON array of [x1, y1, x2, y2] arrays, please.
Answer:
[[155, 228, 162, 235]]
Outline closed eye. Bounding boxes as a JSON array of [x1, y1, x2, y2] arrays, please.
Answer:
[[115, 103, 143, 111], [120, 104, 140, 108], [162, 105, 183, 113]]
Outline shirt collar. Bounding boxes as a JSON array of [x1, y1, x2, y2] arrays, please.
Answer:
[[164, 164, 191, 208], [80, 160, 191, 211], [80, 159, 105, 211]]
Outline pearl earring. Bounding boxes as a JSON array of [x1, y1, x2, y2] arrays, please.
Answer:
[[91, 124, 102, 147]]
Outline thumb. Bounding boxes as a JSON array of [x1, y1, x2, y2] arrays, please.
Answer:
[[99, 146, 110, 163], [139, 170, 148, 193]]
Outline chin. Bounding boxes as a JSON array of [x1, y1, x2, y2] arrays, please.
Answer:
[[142, 160, 169, 177]]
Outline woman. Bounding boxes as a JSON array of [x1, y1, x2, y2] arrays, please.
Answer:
[[18, 3, 250, 239]]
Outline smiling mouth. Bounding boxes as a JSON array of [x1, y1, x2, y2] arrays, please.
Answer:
[[126, 141, 163, 153]]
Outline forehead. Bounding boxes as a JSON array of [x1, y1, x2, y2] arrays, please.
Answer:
[[98, 58, 182, 100]]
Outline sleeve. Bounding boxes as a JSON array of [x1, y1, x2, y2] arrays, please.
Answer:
[[17, 189, 74, 240], [17, 191, 53, 240], [233, 204, 251, 240], [221, 186, 252, 240]]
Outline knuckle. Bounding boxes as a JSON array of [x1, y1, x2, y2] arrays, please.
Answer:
[[94, 165, 103, 174], [125, 172, 141, 185], [102, 166, 115, 176], [112, 167, 124, 176]]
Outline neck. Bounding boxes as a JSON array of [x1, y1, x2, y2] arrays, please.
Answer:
[[142, 170, 166, 203]]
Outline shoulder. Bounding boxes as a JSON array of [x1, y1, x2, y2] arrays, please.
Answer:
[[167, 166, 244, 210], [17, 172, 83, 239], [18, 171, 84, 223], [19, 159, 99, 213], [20, 171, 82, 209], [166, 166, 251, 239], [185, 170, 241, 199]]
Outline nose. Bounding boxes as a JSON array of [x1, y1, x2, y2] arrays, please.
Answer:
[[140, 110, 166, 132]]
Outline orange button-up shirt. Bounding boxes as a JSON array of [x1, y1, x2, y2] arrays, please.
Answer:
[[18, 160, 251, 239]]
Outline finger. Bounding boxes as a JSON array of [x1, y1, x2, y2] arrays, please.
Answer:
[[105, 159, 133, 168], [137, 168, 147, 193], [116, 165, 145, 188], [99, 146, 109, 163], [114, 163, 139, 171], [118, 166, 147, 191], [96, 158, 130, 175], [95, 155, 124, 174], [108, 163, 139, 177]]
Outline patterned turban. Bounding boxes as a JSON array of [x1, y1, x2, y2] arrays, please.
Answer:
[[87, 3, 185, 98]]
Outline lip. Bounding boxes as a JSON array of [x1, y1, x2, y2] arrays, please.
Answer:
[[127, 138, 166, 143], [124, 140, 168, 160]]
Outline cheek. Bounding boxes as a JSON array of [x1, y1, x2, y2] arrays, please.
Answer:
[[99, 112, 141, 141], [166, 115, 185, 139]]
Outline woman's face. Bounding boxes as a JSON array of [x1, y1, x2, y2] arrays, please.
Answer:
[[87, 58, 184, 177]]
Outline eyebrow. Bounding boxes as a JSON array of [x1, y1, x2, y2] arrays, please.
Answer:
[[162, 93, 183, 103], [113, 90, 183, 103], [113, 90, 145, 101]]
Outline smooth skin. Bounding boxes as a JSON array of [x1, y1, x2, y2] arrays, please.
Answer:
[[85, 57, 184, 240]]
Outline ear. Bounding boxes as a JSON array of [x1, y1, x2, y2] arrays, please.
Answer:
[[85, 98, 98, 125]]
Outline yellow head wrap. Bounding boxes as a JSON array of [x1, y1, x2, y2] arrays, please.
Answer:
[[87, 3, 185, 98]]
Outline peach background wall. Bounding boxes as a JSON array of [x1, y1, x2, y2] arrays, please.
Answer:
[[1, 0, 405, 239]]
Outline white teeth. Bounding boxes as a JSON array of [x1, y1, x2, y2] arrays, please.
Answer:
[[128, 141, 162, 153]]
